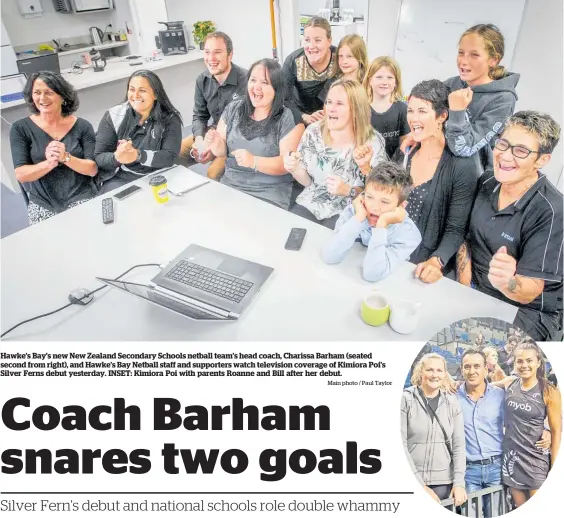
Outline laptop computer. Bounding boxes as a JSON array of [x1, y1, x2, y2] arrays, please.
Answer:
[[97, 244, 274, 321]]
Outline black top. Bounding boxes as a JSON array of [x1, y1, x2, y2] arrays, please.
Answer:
[[282, 46, 337, 123], [192, 63, 248, 138], [407, 179, 431, 224], [10, 117, 97, 213], [394, 145, 480, 267], [94, 102, 182, 184], [468, 172, 563, 315], [370, 102, 410, 159]]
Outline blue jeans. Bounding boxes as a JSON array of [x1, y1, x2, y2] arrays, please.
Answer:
[[465, 457, 502, 518]]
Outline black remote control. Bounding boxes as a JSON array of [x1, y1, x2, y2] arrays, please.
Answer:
[[102, 197, 114, 224]]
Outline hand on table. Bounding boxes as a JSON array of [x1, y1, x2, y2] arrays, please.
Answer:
[[415, 257, 443, 284], [232, 149, 255, 169], [449, 87, 473, 111], [488, 246, 517, 292], [353, 144, 373, 175], [326, 174, 349, 196]]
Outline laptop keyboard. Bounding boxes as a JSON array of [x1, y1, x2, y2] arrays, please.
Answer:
[[164, 260, 254, 303]]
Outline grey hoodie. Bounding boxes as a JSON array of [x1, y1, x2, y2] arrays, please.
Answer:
[[444, 72, 520, 172], [400, 386, 466, 488]]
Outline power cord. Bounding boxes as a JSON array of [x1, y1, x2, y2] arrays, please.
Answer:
[[0, 262, 161, 339]]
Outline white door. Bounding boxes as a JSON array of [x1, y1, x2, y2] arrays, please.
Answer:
[[129, 0, 168, 56]]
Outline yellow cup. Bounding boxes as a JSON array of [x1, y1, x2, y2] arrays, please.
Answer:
[[149, 175, 169, 204], [361, 291, 390, 327]]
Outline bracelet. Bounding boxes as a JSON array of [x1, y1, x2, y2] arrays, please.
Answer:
[[253, 156, 258, 172]]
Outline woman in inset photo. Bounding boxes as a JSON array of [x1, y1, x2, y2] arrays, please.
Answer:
[[400, 353, 468, 506], [494, 342, 562, 508]]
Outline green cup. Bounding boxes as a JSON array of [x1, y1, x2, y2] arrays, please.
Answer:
[[361, 291, 390, 327]]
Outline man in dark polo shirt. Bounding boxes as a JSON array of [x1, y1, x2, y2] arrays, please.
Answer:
[[458, 111, 563, 341], [180, 32, 247, 180]]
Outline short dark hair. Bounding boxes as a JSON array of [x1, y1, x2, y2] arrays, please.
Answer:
[[23, 71, 79, 116], [504, 110, 561, 154], [365, 161, 413, 203], [204, 31, 233, 55], [409, 79, 450, 120], [461, 347, 487, 366]]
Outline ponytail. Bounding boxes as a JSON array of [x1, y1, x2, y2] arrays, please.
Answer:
[[489, 65, 507, 80]]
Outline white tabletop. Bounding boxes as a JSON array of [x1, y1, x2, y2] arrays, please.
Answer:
[[0, 166, 517, 342], [0, 52, 204, 110]]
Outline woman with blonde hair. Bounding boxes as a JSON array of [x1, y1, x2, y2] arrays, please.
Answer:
[[364, 56, 410, 158], [319, 34, 368, 103], [493, 342, 562, 508], [401, 353, 467, 506], [283, 79, 386, 228]]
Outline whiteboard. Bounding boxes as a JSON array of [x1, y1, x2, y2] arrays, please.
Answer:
[[394, 0, 527, 93]]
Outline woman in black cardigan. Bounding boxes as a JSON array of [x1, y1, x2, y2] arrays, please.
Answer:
[[394, 79, 479, 283]]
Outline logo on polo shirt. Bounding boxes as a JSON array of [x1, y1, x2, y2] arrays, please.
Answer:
[[508, 401, 531, 411], [501, 232, 515, 242], [233, 93, 239, 100]]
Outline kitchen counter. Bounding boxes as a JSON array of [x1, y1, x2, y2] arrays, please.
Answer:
[[57, 40, 129, 56], [1, 51, 204, 110]]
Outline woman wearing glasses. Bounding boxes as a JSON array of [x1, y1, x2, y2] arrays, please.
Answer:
[[457, 111, 563, 341]]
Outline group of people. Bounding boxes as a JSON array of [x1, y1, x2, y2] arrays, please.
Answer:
[[401, 341, 561, 515], [9, 18, 563, 340]]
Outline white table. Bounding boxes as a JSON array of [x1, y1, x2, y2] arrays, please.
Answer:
[[0, 166, 518, 341]]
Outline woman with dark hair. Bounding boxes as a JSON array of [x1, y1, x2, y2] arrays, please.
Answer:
[[393, 79, 479, 283], [9, 71, 97, 224], [94, 69, 182, 192], [205, 58, 304, 209], [493, 342, 562, 508]]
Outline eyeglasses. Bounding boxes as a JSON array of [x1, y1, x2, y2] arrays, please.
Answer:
[[494, 137, 541, 159]]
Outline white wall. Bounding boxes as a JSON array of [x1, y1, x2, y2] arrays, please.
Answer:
[[512, 0, 563, 186], [365, 0, 401, 59], [0, 0, 114, 46], [165, 0, 273, 68], [298, 0, 368, 17]]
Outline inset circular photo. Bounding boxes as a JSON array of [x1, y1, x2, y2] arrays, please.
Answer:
[[401, 317, 561, 516]]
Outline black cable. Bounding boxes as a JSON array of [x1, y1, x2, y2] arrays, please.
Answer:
[[0, 263, 161, 339]]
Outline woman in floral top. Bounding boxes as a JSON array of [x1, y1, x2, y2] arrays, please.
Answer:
[[283, 79, 387, 229]]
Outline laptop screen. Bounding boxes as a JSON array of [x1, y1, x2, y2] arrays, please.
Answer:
[[105, 280, 225, 321]]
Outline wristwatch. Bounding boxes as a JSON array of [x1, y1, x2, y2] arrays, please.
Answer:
[[349, 187, 356, 198], [63, 152, 71, 163]]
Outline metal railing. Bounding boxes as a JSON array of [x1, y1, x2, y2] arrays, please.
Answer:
[[441, 485, 509, 517]]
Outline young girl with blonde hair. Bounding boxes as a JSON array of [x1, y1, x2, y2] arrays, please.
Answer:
[[364, 56, 410, 158]]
